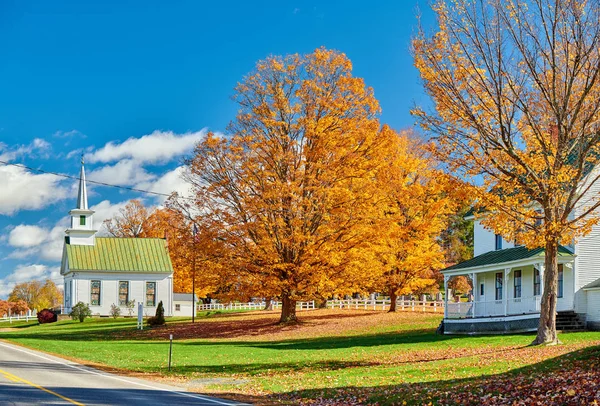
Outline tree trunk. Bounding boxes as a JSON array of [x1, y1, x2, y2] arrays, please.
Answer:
[[264, 298, 274, 311], [532, 237, 559, 345], [279, 294, 297, 323], [388, 290, 397, 313]]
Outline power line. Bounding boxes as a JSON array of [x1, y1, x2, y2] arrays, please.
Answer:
[[0, 160, 195, 201]]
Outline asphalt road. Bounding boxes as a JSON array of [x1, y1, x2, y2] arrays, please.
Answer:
[[0, 341, 250, 406]]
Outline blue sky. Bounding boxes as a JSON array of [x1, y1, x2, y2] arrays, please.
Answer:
[[0, 1, 436, 298]]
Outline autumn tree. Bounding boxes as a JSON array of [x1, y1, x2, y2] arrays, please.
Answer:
[[103, 199, 150, 237], [413, 0, 600, 345], [186, 48, 390, 323], [0, 300, 9, 317], [448, 275, 472, 297], [372, 128, 458, 312], [9, 300, 29, 315], [440, 205, 474, 265], [9, 280, 63, 311]]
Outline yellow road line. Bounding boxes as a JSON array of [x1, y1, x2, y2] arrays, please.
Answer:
[[0, 368, 85, 406]]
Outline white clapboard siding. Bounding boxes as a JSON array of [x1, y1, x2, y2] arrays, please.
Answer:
[[574, 166, 600, 314]]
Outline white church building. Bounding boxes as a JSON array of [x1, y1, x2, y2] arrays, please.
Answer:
[[61, 161, 174, 317]]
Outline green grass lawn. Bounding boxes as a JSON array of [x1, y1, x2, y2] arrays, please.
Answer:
[[1, 310, 599, 405]]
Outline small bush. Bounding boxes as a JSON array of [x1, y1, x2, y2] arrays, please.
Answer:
[[70, 302, 92, 322], [109, 304, 121, 319], [147, 301, 165, 326], [37, 309, 57, 324]]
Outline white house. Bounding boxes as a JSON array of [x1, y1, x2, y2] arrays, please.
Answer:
[[61, 161, 174, 317], [441, 203, 600, 333], [173, 293, 197, 317]]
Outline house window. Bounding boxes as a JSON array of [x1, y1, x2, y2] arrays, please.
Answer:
[[514, 270, 522, 298], [80, 216, 86, 226], [146, 282, 156, 307], [558, 265, 564, 298], [495, 272, 503, 300], [175, 304, 181, 311], [91, 280, 101, 306], [119, 281, 129, 306], [495, 234, 503, 250], [534, 268, 541, 296], [480, 283, 484, 296]]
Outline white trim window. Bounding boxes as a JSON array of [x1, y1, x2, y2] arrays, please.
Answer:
[[91, 280, 101, 306], [119, 281, 129, 306], [146, 282, 156, 307]]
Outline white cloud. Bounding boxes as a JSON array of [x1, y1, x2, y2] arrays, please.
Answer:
[[53, 130, 86, 139], [88, 159, 156, 186], [0, 264, 61, 299], [85, 130, 207, 164], [135, 166, 191, 203], [8, 225, 47, 248], [0, 166, 68, 215], [4, 199, 132, 261], [0, 138, 51, 162]]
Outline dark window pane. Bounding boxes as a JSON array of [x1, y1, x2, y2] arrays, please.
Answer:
[[495, 272, 503, 300], [558, 265, 564, 298]]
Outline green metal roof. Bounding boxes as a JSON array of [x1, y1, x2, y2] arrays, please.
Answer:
[[443, 245, 574, 272], [583, 278, 600, 290], [65, 237, 174, 273]]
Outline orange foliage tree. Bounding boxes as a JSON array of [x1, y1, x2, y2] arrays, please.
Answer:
[[413, 0, 600, 345], [103, 199, 150, 237], [186, 48, 391, 323], [103, 199, 220, 301], [372, 128, 460, 311]]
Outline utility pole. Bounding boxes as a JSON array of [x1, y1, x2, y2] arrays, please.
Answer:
[[192, 253, 196, 323]]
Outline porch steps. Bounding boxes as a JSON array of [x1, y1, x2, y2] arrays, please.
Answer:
[[556, 311, 586, 332]]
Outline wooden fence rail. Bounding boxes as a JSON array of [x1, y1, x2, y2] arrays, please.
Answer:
[[326, 299, 444, 313], [197, 301, 316, 311], [0, 313, 36, 323]]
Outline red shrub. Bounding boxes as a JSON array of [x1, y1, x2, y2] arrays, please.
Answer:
[[37, 309, 57, 324]]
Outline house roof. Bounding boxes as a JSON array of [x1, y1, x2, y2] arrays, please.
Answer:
[[583, 278, 600, 290], [65, 237, 174, 273], [443, 245, 574, 272], [173, 293, 198, 302]]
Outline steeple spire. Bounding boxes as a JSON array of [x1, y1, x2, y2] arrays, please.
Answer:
[[76, 156, 88, 210], [66, 157, 96, 246]]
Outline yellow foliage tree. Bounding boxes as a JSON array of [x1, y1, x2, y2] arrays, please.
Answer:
[[372, 128, 460, 311], [413, 0, 600, 344], [8, 279, 62, 311], [186, 48, 391, 323]]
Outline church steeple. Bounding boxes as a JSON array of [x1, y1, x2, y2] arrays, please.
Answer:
[[76, 157, 88, 210], [66, 159, 97, 246]]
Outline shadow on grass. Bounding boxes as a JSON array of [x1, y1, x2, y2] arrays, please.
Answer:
[[258, 344, 600, 405]]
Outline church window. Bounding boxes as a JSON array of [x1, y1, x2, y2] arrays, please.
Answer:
[[146, 282, 156, 307], [80, 216, 86, 226], [91, 280, 101, 306], [119, 281, 129, 306]]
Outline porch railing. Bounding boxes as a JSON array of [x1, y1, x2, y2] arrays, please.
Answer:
[[446, 296, 541, 319]]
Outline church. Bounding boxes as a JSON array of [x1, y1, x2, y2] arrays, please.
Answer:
[[60, 161, 174, 317]]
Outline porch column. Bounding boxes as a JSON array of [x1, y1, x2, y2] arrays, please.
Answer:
[[536, 263, 545, 297], [471, 272, 477, 318], [443, 275, 450, 319], [504, 268, 511, 316]]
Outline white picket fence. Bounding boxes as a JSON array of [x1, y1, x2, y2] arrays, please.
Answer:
[[0, 312, 36, 324], [197, 301, 316, 311], [196, 299, 443, 313], [326, 299, 445, 313]]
